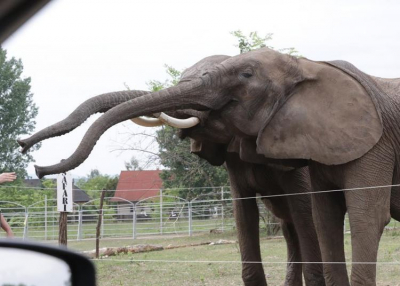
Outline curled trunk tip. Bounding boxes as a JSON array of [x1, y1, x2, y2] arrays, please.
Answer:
[[17, 139, 30, 154], [34, 165, 46, 179]]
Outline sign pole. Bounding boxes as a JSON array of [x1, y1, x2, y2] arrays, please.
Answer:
[[57, 172, 73, 246], [59, 212, 68, 246]]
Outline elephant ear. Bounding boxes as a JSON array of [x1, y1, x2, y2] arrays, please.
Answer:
[[257, 61, 383, 165], [190, 139, 226, 166]]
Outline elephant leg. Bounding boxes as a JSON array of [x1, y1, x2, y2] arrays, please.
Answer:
[[390, 163, 400, 221], [342, 156, 393, 285], [281, 221, 303, 286], [309, 167, 349, 286], [288, 202, 326, 286], [226, 155, 267, 286], [279, 169, 325, 286], [232, 195, 267, 286]]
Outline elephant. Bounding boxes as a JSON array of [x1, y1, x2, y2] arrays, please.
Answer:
[[18, 47, 400, 285], [18, 55, 326, 286]]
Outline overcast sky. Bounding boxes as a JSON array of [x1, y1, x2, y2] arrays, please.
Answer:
[[3, 0, 400, 178]]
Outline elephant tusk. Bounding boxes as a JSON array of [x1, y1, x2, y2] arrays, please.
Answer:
[[130, 117, 164, 127], [157, 112, 200, 128], [131, 112, 200, 129]]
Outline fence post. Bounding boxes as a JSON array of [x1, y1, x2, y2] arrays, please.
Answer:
[[221, 187, 224, 232], [101, 211, 104, 238], [188, 202, 192, 237], [44, 195, 47, 241], [95, 190, 106, 259], [160, 189, 163, 235], [133, 204, 137, 239], [77, 208, 83, 240], [23, 208, 28, 240]]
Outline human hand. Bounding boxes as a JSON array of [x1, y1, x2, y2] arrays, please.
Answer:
[[0, 172, 17, 184]]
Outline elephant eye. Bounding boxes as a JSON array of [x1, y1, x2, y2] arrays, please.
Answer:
[[241, 72, 253, 79]]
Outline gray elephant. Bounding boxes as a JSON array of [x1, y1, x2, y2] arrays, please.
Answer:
[[19, 48, 400, 285], [19, 55, 326, 286]]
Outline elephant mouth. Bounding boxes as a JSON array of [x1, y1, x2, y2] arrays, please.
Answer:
[[131, 108, 234, 146]]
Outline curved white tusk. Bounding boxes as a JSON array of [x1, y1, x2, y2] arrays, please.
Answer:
[[158, 112, 200, 129], [130, 117, 164, 127], [131, 112, 200, 129]]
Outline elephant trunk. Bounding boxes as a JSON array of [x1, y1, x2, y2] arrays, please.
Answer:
[[17, 90, 150, 153], [35, 79, 207, 178]]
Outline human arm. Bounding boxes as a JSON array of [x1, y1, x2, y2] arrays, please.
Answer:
[[1, 214, 14, 237]]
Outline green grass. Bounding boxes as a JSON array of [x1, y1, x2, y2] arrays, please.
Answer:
[[3, 218, 400, 285], [55, 229, 400, 286]]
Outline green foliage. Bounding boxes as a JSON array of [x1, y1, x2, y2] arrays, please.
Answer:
[[231, 30, 300, 56], [0, 180, 53, 228], [146, 64, 181, 92], [0, 47, 39, 177], [41, 179, 56, 189], [157, 126, 229, 199], [75, 169, 118, 199], [231, 30, 273, 54]]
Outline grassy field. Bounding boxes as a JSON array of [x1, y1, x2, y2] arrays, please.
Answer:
[[62, 229, 400, 286], [3, 216, 400, 285]]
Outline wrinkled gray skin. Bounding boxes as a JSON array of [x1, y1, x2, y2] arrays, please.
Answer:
[[19, 55, 325, 286], [19, 48, 400, 285]]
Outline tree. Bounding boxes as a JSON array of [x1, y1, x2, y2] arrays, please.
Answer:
[[231, 30, 300, 56], [124, 156, 143, 171], [156, 124, 229, 199], [75, 169, 118, 199], [0, 47, 39, 178], [231, 30, 273, 53]]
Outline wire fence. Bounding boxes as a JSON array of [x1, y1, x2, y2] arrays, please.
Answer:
[[1, 185, 398, 242], [0, 187, 283, 241]]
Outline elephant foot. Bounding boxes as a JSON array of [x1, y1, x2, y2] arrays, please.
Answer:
[[304, 275, 326, 286], [303, 269, 326, 286], [242, 275, 268, 286], [284, 265, 303, 286], [284, 278, 302, 286]]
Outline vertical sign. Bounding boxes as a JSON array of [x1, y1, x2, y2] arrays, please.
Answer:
[[57, 172, 73, 212]]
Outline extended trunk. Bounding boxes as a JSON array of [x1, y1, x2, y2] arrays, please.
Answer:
[[18, 90, 150, 153], [35, 79, 207, 178]]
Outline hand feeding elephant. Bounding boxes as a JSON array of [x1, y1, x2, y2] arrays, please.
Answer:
[[18, 48, 400, 285]]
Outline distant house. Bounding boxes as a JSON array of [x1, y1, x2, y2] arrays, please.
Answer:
[[110, 170, 163, 218], [24, 179, 91, 204]]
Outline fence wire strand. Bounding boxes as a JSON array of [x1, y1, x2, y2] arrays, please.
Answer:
[[92, 259, 400, 265]]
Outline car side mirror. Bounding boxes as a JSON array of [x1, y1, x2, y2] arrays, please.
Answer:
[[0, 240, 96, 286]]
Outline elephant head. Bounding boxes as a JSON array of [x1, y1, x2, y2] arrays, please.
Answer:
[[20, 47, 382, 177]]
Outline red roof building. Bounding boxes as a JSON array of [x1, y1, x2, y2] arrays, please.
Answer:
[[111, 170, 162, 202]]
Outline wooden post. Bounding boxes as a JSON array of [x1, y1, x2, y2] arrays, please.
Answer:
[[96, 190, 106, 259], [58, 212, 68, 246]]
